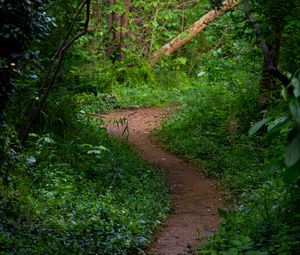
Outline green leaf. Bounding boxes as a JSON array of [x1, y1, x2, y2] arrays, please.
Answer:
[[87, 149, 101, 155], [177, 57, 187, 65], [220, 248, 238, 255], [218, 208, 229, 219], [284, 133, 300, 167], [291, 77, 300, 98], [283, 161, 300, 183], [281, 87, 288, 101], [262, 116, 288, 141], [96, 145, 110, 152], [289, 99, 300, 124], [267, 116, 287, 131], [268, 158, 284, 173], [44, 136, 55, 144], [87, 146, 110, 155], [248, 117, 272, 136]]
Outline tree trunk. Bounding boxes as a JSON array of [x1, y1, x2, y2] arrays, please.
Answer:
[[108, 0, 130, 60], [120, 0, 130, 59], [19, 0, 91, 144], [108, 0, 121, 60], [242, 0, 290, 97], [150, 0, 240, 65], [260, 28, 282, 92]]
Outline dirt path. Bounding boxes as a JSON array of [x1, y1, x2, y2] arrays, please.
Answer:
[[103, 107, 223, 255]]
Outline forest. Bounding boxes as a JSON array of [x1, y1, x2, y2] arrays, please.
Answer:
[[1, 0, 300, 254]]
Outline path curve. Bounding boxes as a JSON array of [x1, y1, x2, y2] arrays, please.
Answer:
[[103, 107, 223, 255]]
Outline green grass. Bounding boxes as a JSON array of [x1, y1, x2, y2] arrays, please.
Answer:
[[112, 82, 195, 108], [156, 82, 300, 254], [0, 118, 171, 255]]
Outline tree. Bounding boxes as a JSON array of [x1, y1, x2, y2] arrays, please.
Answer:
[[0, 0, 51, 129], [0, 0, 52, 182], [18, 0, 91, 144], [150, 0, 240, 65], [243, 0, 291, 88], [243, 0, 299, 101], [107, 0, 130, 60]]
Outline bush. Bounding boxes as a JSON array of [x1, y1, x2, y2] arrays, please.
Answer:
[[0, 118, 171, 254]]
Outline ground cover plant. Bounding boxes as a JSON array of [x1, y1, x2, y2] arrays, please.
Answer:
[[1, 0, 300, 254], [0, 117, 171, 254], [156, 35, 300, 255]]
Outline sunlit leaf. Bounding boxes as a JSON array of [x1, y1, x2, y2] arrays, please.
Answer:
[[291, 77, 300, 98], [248, 117, 272, 136], [87, 149, 101, 155], [44, 136, 55, 144], [281, 88, 288, 101]]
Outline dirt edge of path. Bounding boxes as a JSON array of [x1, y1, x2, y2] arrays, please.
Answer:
[[102, 107, 223, 255]]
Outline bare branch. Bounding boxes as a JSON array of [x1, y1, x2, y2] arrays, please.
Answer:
[[52, 0, 89, 60]]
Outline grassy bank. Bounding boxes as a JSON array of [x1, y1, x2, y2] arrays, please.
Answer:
[[156, 82, 300, 254], [0, 117, 171, 254]]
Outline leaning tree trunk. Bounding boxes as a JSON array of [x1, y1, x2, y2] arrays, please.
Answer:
[[150, 0, 240, 65]]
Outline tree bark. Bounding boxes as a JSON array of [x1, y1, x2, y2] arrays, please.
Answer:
[[150, 0, 240, 65], [260, 28, 282, 92], [108, 0, 121, 59], [120, 0, 130, 59], [242, 0, 290, 88]]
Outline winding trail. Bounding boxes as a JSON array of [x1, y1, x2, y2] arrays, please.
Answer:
[[103, 107, 223, 255]]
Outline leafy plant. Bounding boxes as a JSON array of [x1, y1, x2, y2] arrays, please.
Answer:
[[249, 76, 300, 183]]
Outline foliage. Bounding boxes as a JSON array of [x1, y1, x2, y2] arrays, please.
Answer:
[[0, 0, 53, 126], [0, 0, 54, 175], [1, 0, 300, 254], [157, 77, 300, 254], [155, 6, 300, 252], [0, 118, 171, 254]]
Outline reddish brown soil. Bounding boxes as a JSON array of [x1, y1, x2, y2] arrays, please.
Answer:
[[103, 107, 223, 255]]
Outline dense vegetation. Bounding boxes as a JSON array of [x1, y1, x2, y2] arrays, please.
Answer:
[[1, 0, 300, 254]]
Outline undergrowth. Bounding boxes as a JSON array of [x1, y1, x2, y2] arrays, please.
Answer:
[[157, 81, 300, 254], [0, 117, 171, 255]]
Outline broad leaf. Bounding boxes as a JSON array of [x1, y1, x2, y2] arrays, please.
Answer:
[[87, 149, 101, 155], [283, 161, 300, 184], [281, 88, 288, 101], [263, 120, 288, 142], [284, 134, 300, 167], [291, 77, 300, 98], [268, 158, 284, 173], [248, 117, 272, 136], [289, 99, 300, 124], [267, 116, 287, 131]]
